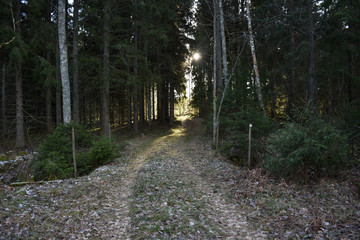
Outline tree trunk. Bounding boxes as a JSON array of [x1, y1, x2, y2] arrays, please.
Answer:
[[161, 81, 168, 123], [139, 84, 144, 125], [146, 83, 152, 129], [133, 34, 138, 132], [101, 0, 110, 137], [56, 46, 62, 126], [45, 51, 52, 133], [214, 0, 229, 147], [144, 44, 152, 129], [170, 82, 174, 125], [127, 85, 132, 126], [307, 0, 316, 107], [72, 0, 80, 124], [14, 0, 24, 147], [58, 0, 71, 123], [288, 0, 296, 118], [2, 59, 6, 135], [45, 0, 52, 133], [152, 83, 155, 121], [212, 0, 217, 145], [215, 0, 223, 99], [245, 0, 266, 116]]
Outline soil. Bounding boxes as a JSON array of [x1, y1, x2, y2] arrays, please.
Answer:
[[1, 117, 359, 239]]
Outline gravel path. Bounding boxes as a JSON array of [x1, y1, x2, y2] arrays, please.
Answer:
[[1, 119, 263, 239], [2, 118, 359, 239]]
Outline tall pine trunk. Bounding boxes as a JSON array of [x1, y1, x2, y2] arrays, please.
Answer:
[[101, 0, 110, 137], [72, 0, 80, 124], [288, 0, 296, 118], [245, 0, 266, 116], [139, 84, 144, 125], [212, 0, 217, 145], [45, 50, 52, 133], [58, 0, 71, 123], [45, 0, 52, 132], [133, 27, 139, 132], [14, 0, 24, 147]]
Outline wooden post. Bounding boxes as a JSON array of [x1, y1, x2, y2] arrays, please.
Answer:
[[72, 126, 77, 179], [248, 123, 252, 168]]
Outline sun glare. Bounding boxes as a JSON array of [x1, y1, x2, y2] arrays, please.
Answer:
[[193, 52, 200, 61]]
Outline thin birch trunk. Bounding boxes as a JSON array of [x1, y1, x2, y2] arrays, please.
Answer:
[[245, 0, 266, 116], [152, 83, 155, 121], [58, 0, 71, 123], [215, 0, 229, 148], [72, 0, 80, 124]]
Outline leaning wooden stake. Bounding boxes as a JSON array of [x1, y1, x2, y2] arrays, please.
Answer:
[[248, 123, 252, 168], [72, 126, 77, 179]]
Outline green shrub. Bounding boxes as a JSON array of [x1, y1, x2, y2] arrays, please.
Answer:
[[89, 137, 114, 167], [221, 108, 274, 164], [264, 114, 348, 181], [32, 123, 115, 180]]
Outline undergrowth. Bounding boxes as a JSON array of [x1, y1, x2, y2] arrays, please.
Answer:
[[263, 104, 348, 181], [32, 123, 115, 180]]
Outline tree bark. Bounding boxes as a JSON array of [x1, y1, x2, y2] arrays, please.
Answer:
[[45, 0, 52, 133], [101, 0, 110, 137], [45, 51, 52, 133], [133, 8, 139, 133], [56, 45, 62, 126], [58, 0, 71, 123], [14, 0, 24, 147], [307, 0, 316, 107], [215, 0, 223, 99], [152, 83, 155, 121], [169, 82, 174, 125], [212, 0, 217, 145], [146, 83, 152, 128], [72, 0, 80, 124], [127, 85, 132, 126], [2, 59, 6, 135], [144, 44, 152, 129], [288, 0, 296, 118], [139, 84, 144, 125], [214, 0, 229, 147], [245, 0, 266, 116]]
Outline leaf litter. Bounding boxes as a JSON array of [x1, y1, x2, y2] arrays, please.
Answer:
[[0, 117, 359, 239]]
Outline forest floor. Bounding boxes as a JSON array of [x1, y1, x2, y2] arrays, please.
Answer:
[[1, 117, 360, 239]]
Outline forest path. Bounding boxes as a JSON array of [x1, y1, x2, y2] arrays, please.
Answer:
[[124, 117, 266, 239], [0, 117, 266, 239]]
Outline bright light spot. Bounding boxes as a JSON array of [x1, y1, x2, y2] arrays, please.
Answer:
[[193, 52, 201, 61]]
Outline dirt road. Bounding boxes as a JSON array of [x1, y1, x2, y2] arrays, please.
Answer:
[[1, 118, 265, 239]]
